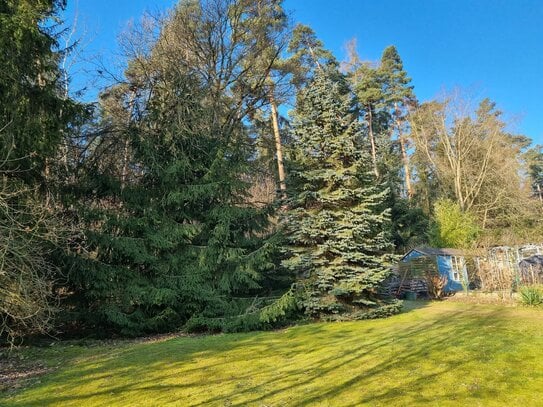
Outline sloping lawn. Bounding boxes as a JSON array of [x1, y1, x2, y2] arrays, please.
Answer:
[[3, 301, 543, 406]]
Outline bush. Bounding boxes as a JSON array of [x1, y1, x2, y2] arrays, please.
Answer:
[[0, 178, 64, 345], [429, 199, 479, 248], [426, 271, 448, 299], [352, 300, 403, 320], [519, 286, 543, 306]]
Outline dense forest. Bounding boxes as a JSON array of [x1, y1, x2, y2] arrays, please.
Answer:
[[2, 0, 543, 345]]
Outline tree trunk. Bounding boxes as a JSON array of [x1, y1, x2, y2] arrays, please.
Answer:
[[398, 133, 413, 200], [121, 91, 136, 191], [395, 103, 413, 200], [367, 107, 379, 178], [308, 46, 322, 71], [120, 139, 130, 191], [269, 85, 286, 197]]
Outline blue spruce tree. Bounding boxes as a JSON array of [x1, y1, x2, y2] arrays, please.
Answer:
[[284, 66, 401, 319]]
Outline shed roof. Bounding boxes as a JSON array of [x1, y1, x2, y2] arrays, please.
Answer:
[[519, 254, 543, 266], [402, 247, 466, 260]]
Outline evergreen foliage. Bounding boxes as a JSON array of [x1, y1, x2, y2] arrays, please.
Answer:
[[349, 45, 422, 251], [283, 66, 400, 319], [0, 0, 78, 183], [63, 0, 292, 336], [5, 0, 543, 343], [379, 46, 416, 109], [287, 24, 336, 88], [390, 200, 429, 250], [0, 0, 81, 344], [66, 72, 281, 336]]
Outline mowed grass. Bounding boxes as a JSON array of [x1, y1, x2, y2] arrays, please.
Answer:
[[3, 301, 543, 406]]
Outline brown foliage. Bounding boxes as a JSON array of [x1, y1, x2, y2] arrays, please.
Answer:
[[425, 271, 448, 299]]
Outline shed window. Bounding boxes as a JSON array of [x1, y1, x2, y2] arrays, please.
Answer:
[[451, 256, 464, 282]]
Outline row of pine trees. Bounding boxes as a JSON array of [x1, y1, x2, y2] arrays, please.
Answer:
[[2, 0, 543, 343]]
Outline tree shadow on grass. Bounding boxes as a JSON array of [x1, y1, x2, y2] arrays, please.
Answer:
[[400, 299, 432, 313], [6, 303, 542, 406]]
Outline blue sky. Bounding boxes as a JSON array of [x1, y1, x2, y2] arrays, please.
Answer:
[[63, 0, 543, 143]]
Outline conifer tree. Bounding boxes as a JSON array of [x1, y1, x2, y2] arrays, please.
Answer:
[[525, 145, 543, 201], [0, 0, 83, 343], [348, 45, 426, 250], [283, 66, 400, 320], [379, 46, 416, 199], [352, 63, 384, 178], [0, 0, 79, 184], [65, 0, 282, 335], [68, 70, 279, 336], [287, 24, 335, 87], [234, 0, 291, 198]]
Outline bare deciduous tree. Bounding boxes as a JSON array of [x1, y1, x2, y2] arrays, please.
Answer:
[[410, 92, 529, 228], [0, 157, 64, 345]]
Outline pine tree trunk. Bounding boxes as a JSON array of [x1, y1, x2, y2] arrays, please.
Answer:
[[269, 86, 286, 197], [367, 107, 379, 178], [398, 133, 413, 199], [308, 46, 322, 71], [395, 103, 413, 200]]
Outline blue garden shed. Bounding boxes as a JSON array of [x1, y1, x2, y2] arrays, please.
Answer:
[[401, 247, 469, 292]]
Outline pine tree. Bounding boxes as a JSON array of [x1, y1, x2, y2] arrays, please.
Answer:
[[283, 66, 400, 320], [379, 46, 417, 200], [349, 45, 426, 250], [238, 0, 290, 196], [351, 62, 385, 178], [287, 24, 335, 88]]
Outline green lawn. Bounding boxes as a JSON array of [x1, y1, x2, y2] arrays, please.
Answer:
[[3, 301, 543, 406]]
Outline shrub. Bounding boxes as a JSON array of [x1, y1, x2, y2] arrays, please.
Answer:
[[519, 286, 543, 306], [0, 179, 64, 345], [429, 199, 479, 248], [426, 271, 448, 299], [351, 300, 403, 320]]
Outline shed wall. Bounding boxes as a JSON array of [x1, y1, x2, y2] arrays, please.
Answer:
[[401, 250, 468, 292]]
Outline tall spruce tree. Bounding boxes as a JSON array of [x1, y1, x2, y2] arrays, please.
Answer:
[[283, 66, 400, 320], [65, 0, 283, 336], [68, 71, 279, 336], [0, 0, 79, 184]]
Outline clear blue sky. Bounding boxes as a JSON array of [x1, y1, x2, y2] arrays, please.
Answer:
[[63, 0, 543, 143]]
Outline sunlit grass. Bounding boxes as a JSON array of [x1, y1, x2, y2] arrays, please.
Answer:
[[3, 301, 543, 406]]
